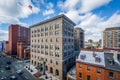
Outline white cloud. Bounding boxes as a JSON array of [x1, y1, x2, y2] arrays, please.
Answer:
[[0, 29, 8, 41], [58, 0, 111, 13], [78, 11, 120, 41], [80, 0, 111, 13], [57, 0, 115, 41], [43, 2, 54, 16], [0, 0, 40, 24], [43, 9, 54, 16]]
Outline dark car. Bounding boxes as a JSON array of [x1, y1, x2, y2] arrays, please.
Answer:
[[6, 61, 11, 65], [10, 76, 17, 80], [5, 66, 10, 70], [16, 70, 23, 75], [0, 77, 6, 80]]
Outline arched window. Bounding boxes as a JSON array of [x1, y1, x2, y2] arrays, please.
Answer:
[[45, 66, 48, 71], [34, 61, 36, 66], [31, 60, 33, 64], [50, 67, 53, 73], [56, 69, 59, 76]]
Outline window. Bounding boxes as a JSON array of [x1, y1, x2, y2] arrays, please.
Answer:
[[55, 31, 59, 35], [41, 45, 44, 49], [56, 69, 59, 76], [45, 66, 48, 71], [79, 73, 82, 78], [50, 38, 52, 42], [56, 38, 59, 42], [56, 61, 58, 65], [50, 51, 54, 56], [50, 44, 53, 50], [50, 60, 52, 63], [55, 52, 59, 57], [50, 67, 53, 73], [50, 31, 53, 35], [87, 66, 91, 71], [96, 78, 101, 80], [87, 75, 91, 80], [45, 50, 48, 55], [109, 60, 114, 65], [79, 64, 82, 68], [55, 23, 59, 29], [55, 45, 60, 50], [109, 72, 114, 78], [97, 69, 101, 74]]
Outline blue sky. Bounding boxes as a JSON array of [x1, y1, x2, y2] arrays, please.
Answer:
[[0, 0, 120, 41]]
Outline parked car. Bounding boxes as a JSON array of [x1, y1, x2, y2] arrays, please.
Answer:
[[10, 76, 17, 80], [5, 66, 10, 70], [0, 76, 6, 80], [6, 61, 11, 65], [16, 70, 23, 75]]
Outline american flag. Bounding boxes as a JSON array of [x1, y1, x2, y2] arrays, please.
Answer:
[[28, 5, 32, 10]]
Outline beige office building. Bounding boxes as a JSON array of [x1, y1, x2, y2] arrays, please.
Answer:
[[103, 27, 120, 48], [30, 14, 76, 80], [74, 27, 84, 51]]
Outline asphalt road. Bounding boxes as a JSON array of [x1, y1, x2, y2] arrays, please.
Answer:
[[0, 53, 37, 80]]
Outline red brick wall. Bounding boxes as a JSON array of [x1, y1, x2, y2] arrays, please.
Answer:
[[9, 24, 30, 55], [76, 62, 120, 80], [76, 62, 105, 80], [4, 41, 9, 54]]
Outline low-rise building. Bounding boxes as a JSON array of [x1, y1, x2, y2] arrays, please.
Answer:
[[4, 41, 9, 54], [0, 41, 4, 51], [17, 42, 30, 59], [67, 66, 76, 80], [85, 40, 101, 49], [76, 48, 120, 80]]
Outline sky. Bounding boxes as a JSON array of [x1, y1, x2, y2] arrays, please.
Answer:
[[0, 0, 120, 41]]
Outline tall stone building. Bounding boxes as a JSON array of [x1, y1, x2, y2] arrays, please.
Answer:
[[74, 27, 84, 51], [30, 14, 76, 80], [103, 27, 120, 48]]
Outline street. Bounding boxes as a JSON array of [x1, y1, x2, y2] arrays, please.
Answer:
[[0, 53, 37, 80]]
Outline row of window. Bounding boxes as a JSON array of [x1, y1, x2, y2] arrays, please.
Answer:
[[31, 44, 60, 50], [32, 24, 60, 33], [31, 30, 60, 37], [79, 72, 114, 80], [31, 51, 60, 57], [79, 65, 101, 74], [31, 38, 59, 43], [31, 38, 74, 43], [79, 64, 115, 80]]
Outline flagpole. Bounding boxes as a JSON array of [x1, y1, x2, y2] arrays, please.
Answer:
[[28, 4, 33, 72]]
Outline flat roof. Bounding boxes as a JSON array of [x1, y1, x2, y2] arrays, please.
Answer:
[[30, 14, 76, 28]]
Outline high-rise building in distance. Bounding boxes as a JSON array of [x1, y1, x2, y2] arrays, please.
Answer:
[[103, 27, 120, 48]]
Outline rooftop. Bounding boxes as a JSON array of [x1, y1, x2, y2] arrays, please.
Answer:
[[77, 48, 120, 72], [104, 27, 120, 31], [30, 14, 76, 28]]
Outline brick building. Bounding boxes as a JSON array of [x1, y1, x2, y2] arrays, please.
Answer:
[[4, 41, 9, 54], [9, 24, 30, 55], [103, 27, 120, 48], [76, 48, 120, 80], [17, 42, 30, 59]]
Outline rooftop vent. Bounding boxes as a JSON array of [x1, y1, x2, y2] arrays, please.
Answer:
[[95, 57, 101, 63], [80, 55, 86, 60]]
